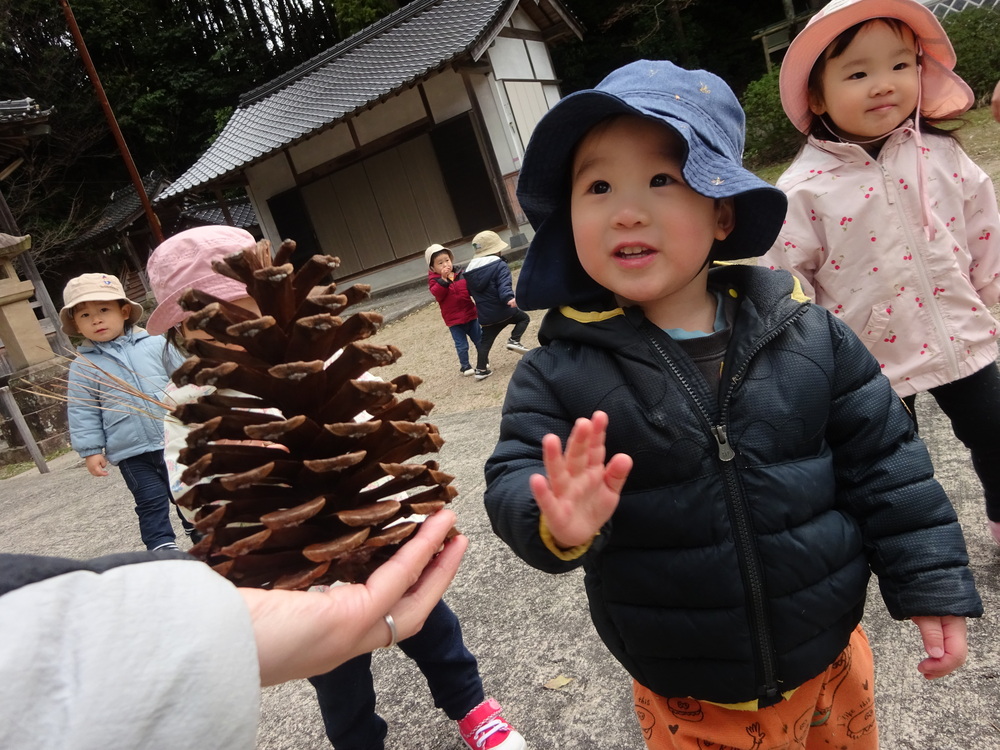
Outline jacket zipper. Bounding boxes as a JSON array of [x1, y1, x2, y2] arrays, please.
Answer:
[[645, 304, 807, 705]]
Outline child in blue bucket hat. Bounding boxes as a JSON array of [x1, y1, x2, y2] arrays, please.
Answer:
[[484, 60, 981, 749]]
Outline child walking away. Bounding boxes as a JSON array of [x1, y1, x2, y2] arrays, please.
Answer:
[[62, 273, 190, 550], [484, 59, 982, 749], [426, 243, 483, 377], [465, 230, 533, 380], [761, 0, 1000, 545], [146, 226, 527, 750]]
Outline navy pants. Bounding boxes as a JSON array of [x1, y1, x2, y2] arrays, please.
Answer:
[[308, 599, 484, 749], [476, 309, 531, 370], [118, 450, 193, 550], [448, 320, 482, 371], [902, 362, 1000, 520]]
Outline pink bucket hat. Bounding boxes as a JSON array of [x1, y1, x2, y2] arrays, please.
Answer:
[[779, 0, 974, 134], [145, 226, 256, 335]]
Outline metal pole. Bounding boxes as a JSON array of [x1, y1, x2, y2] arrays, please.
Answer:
[[0, 385, 49, 473], [58, 0, 164, 245]]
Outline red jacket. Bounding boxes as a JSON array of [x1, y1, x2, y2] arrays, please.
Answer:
[[428, 268, 477, 326]]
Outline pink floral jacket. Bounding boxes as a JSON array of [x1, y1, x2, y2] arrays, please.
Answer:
[[762, 127, 1000, 397]]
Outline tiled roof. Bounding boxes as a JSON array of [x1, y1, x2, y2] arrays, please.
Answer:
[[67, 173, 170, 250], [0, 98, 54, 165], [180, 198, 258, 229], [157, 0, 518, 203]]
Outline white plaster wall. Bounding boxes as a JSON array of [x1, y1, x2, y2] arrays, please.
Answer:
[[288, 123, 355, 174], [244, 188, 278, 247], [509, 8, 538, 31], [353, 87, 427, 144], [543, 83, 561, 108], [245, 154, 298, 243], [489, 36, 534, 81], [526, 40, 555, 80], [423, 71, 472, 123]]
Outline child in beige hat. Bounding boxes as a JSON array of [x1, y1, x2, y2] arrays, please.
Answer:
[[61, 272, 191, 550]]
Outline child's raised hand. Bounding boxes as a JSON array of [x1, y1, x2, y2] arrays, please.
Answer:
[[85, 454, 109, 477], [529, 411, 632, 549], [912, 615, 968, 679]]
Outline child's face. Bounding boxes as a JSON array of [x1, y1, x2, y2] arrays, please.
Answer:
[[431, 253, 453, 277], [570, 115, 733, 326], [809, 21, 919, 142], [72, 299, 131, 342]]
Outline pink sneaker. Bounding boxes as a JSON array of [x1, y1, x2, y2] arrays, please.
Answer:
[[457, 698, 526, 749], [988, 520, 1000, 546]]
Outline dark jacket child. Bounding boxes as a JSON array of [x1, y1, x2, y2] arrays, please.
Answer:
[[426, 243, 482, 376], [483, 59, 982, 750], [464, 231, 533, 381]]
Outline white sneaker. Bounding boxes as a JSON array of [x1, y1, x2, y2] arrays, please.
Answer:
[[505, 339, 531, 355], [460, 368, 475, 376]]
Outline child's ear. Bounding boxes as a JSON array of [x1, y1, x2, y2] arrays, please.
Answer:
[[808, 89, 827, 116], [714, 198, 736, 241], [120, 302, 132, 319]]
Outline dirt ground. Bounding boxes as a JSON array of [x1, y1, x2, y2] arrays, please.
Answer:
[[368, 267, 536, 417]]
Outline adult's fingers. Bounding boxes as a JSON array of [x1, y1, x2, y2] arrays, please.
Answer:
[[382, 531, 469, 643], [364, 510, 459, 611]]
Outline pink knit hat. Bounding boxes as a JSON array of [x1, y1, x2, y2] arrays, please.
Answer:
[[780, 0, 973, 134], [145, 226, 256, 335]]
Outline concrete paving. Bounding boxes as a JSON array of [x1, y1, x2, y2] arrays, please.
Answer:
[[3, 286, 1000, 748]]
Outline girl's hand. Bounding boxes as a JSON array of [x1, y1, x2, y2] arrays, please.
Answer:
[[85, 454, 109, 477], [529, 411, 632, 548], [912, 615, 968, 679]]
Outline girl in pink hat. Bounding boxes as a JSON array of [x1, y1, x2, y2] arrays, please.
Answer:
[[146, 226, 526, 750], [762, 0, 1000, 544]]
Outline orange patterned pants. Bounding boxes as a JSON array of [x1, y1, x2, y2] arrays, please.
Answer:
[[633, 626, 878, 750]]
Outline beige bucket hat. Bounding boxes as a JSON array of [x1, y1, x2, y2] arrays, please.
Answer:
[[471, 231, 509, 258], [60, 273, 142, 335]]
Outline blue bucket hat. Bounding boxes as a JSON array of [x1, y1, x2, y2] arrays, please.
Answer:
[[515, 59, 788, 310]]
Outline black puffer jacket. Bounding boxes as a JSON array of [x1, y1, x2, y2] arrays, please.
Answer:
[[484, 264, 981, 705], [465, 254, 517, 326]]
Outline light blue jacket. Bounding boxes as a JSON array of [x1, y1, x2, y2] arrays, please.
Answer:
[[67, 328, 183, 464]]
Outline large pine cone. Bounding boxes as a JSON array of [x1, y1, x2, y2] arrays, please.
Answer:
[[171, 239, 456, 589]]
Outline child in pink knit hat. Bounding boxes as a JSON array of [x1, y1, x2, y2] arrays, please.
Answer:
[[146, 226, 526, 750]]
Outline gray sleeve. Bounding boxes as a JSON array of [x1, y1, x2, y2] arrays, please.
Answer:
[[0, 558, 261, 750]]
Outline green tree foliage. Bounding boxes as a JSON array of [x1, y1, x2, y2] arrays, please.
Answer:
[[942, 7, 1000, 105], [333, 0, 400, 38], [0, 0, 347, 270], [741, 67, 800, 169], [554, 0, 779, 96]]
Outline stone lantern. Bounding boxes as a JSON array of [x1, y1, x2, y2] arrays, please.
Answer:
[[0, 232, 68, 468], [0, 232, 55, 369]]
